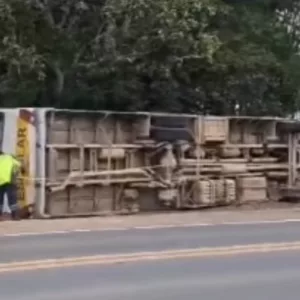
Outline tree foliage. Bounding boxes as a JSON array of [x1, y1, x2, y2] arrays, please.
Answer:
[[0, 0, 299, 116]]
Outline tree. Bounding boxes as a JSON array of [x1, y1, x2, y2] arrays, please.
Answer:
[[26, 0, 108, 106], [194, 0, 300, 116], [272, 0, 300, 115], [69, 0, 300, 115], [67, 0, 224, 112], [0, 0, 45, 106], [0, 0, 299, 116], [0, 0, 107, 106]]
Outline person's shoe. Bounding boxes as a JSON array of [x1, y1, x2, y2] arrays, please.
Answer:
[[1, 213, 11, 221], [11, 210, 21, 221]]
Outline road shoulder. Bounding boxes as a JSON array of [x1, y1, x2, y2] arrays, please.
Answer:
[[1, 203, 300, 235]]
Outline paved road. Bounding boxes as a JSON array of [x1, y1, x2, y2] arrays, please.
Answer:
[[0, 222, 300, 263], [0, 251, 299, 300]]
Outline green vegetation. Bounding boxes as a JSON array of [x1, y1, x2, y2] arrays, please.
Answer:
[[0, 0, 299, 115]]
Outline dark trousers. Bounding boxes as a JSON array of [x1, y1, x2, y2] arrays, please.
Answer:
[[0, 183, 18, 213]]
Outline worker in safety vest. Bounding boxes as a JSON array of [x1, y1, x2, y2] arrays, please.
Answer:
[[0, 151, 21, 220]]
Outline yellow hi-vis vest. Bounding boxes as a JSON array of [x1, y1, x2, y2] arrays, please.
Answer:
[[0, 154, 21, 185]]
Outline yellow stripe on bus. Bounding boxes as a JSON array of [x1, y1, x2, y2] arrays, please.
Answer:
[[15, 116, 30, 209]]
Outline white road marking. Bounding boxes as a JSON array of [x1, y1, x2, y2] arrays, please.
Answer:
[[1, 218, 300, 238]]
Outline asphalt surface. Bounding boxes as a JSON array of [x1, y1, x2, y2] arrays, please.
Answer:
[[1, 251, 300, 300], [0, 222, 300, 263]]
